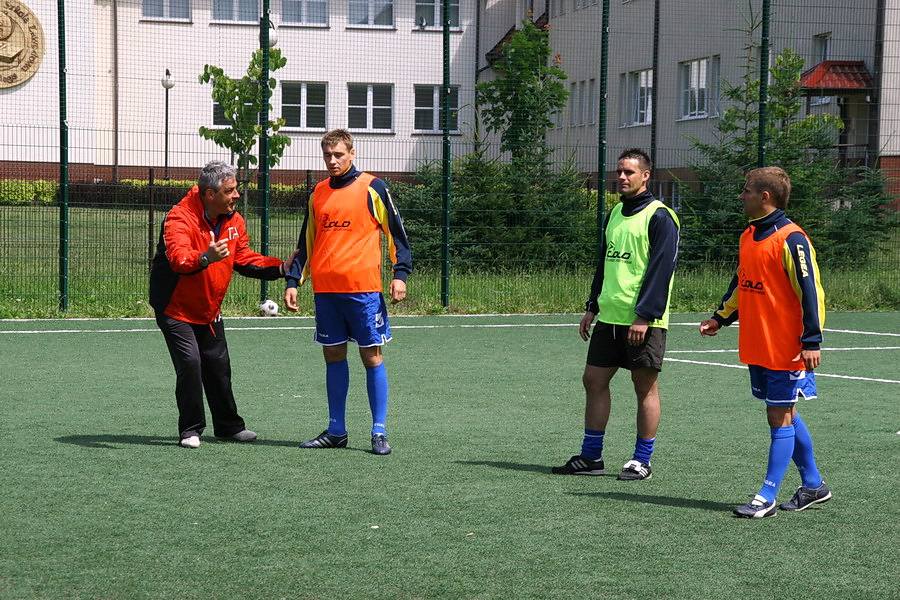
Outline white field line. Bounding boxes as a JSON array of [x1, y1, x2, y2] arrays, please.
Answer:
[[664, 358, 900, 384], [3, 320, 896, 384]]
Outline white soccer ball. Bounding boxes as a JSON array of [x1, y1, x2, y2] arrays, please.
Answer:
[[259, 299, 279, 317]]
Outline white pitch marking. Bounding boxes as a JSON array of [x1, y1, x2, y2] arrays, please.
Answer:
[[665, 358, 900, 384]]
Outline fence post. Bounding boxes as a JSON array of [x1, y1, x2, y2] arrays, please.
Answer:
[[258, 0, 272, 303], [58, 0, 69, 312], [595, 0, 610, 263], [440, 0, 452, 309], [148, 168, 156, 271], [757, 0, 771, 167]]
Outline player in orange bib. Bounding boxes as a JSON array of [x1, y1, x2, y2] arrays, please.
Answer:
[[700, 166, 831, 518], [284, 129, 411, 455]]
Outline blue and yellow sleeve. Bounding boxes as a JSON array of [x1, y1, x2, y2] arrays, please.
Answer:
[[782, 231, 825, 349], [368, 178, 412, 282]]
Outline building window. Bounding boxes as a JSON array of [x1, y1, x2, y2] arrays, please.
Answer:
[[812, 33, 832, 106], [142, 0, 190, 20], [415, 0, 459, 28], [679, 56, 719, 119], [568, 82, 577, 126], [349, 0, 393, 26], [621, 68, 652, 126], [814, 32, 832, 63], [551, 0, 565, 17], [414, 86, 458, 132], [212, 86, 253, 127], [283, 82, 327, 129], [348, 84, 393, 131], [212, 0, 258, 21], [588, 78, 597, 124], [283, 0, 327, 24]]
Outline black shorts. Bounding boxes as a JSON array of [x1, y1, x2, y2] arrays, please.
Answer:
[[585, 321, 667, 371]]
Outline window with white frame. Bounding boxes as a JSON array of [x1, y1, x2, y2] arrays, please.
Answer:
[[621, 68, 652, 126], [812, 33, 832, 105], [142, 0, 190, 20], [588, 78, 597, 124], [415, 0, 459, 28], [568, 82, 577, 126], [348, 84, 393, 131], [211, 83, 253, 127], [283, 0, 327, 24], [679, 56, 719, 119], [349, 0, 393, 26], [578, 80, 587, 124], [212, 0, 257, 21], [552, 0, 565, 17], [414, 86, 459, 132], [282, 82, 327, 129]]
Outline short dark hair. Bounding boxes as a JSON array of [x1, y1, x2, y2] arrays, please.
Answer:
[[618, 148, 652, 172], [746, 166, 791, 209], [321, 128, 354, 151], [198, 161, 236, 195]]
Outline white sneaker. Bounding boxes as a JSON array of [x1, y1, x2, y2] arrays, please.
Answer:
[[180, 435, 201, 449]]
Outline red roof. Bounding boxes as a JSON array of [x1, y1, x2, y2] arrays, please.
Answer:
[[800, 60, 874, 92]]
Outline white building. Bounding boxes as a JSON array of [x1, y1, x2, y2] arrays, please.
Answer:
[[0, 0, 896, 196]]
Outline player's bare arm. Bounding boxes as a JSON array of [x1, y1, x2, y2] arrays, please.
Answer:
[[579, 311, 595, 341]]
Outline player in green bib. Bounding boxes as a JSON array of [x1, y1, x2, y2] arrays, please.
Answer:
[[553, 148, 680, 480]]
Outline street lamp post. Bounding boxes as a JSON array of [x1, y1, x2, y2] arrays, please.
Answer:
[[161, 69, 175, 180]]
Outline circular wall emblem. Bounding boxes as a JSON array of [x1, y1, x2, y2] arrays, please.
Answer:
[[0, 1, 45, 89]]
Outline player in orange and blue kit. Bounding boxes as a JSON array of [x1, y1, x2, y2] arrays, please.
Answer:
[[284, 129, 411, 455], [700, 166, 832, 518]]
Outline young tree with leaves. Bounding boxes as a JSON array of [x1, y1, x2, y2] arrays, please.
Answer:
[[476, 18, 568, 172], [198, 48, 291, 198]]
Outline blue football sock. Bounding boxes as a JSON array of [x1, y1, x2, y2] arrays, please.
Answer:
[[580, 429, 605, 460], [758, 425, 795, 504], [366, 363, 388, 436], [633, 436, 656, 464], [792, 414, 823, 489], [325, 360, 349, 436]]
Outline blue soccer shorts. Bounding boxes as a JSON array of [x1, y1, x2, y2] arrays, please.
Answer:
[[313, 292, 392, 348], [748, 365, 818, 405]]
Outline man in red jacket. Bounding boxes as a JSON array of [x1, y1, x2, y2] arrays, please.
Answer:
[[150, 161, 292, 449]]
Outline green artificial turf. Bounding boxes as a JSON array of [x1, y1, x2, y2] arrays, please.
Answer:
[[1, 313, 897, 599]]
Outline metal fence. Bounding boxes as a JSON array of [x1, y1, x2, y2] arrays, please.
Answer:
[[0, 0, 897, 316]]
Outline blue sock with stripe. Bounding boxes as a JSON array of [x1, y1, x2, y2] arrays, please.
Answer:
[[580, 429, 605, 460], [758, 425, 795, 504], [791, 414, 823, 489], [366, 363, 388, 436], [325, 360, 349, 436], [633, 436, 656, 465]]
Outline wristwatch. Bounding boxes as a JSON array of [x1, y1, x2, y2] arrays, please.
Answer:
[[198, 253, 209, 268]]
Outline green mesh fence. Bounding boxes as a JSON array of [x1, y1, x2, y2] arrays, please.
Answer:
[[0, 0, 897, 317]]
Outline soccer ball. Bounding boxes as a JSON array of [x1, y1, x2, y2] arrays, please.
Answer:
[[259, 299, 279, 317]]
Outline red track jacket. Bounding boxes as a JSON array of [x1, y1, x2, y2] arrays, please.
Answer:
[[149, 186, 283, 324]]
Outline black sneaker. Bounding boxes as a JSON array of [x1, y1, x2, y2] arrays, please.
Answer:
[[733, 494, 777, 518], [779, 482, 832, 511], [551, 455, 605, 475], [299, 430, 348, 449], [371, 434, 392, 455], [617, 459, 652, 480]]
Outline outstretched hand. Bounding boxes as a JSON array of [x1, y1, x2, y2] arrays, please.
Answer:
[[699, 319, 720, 337]]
